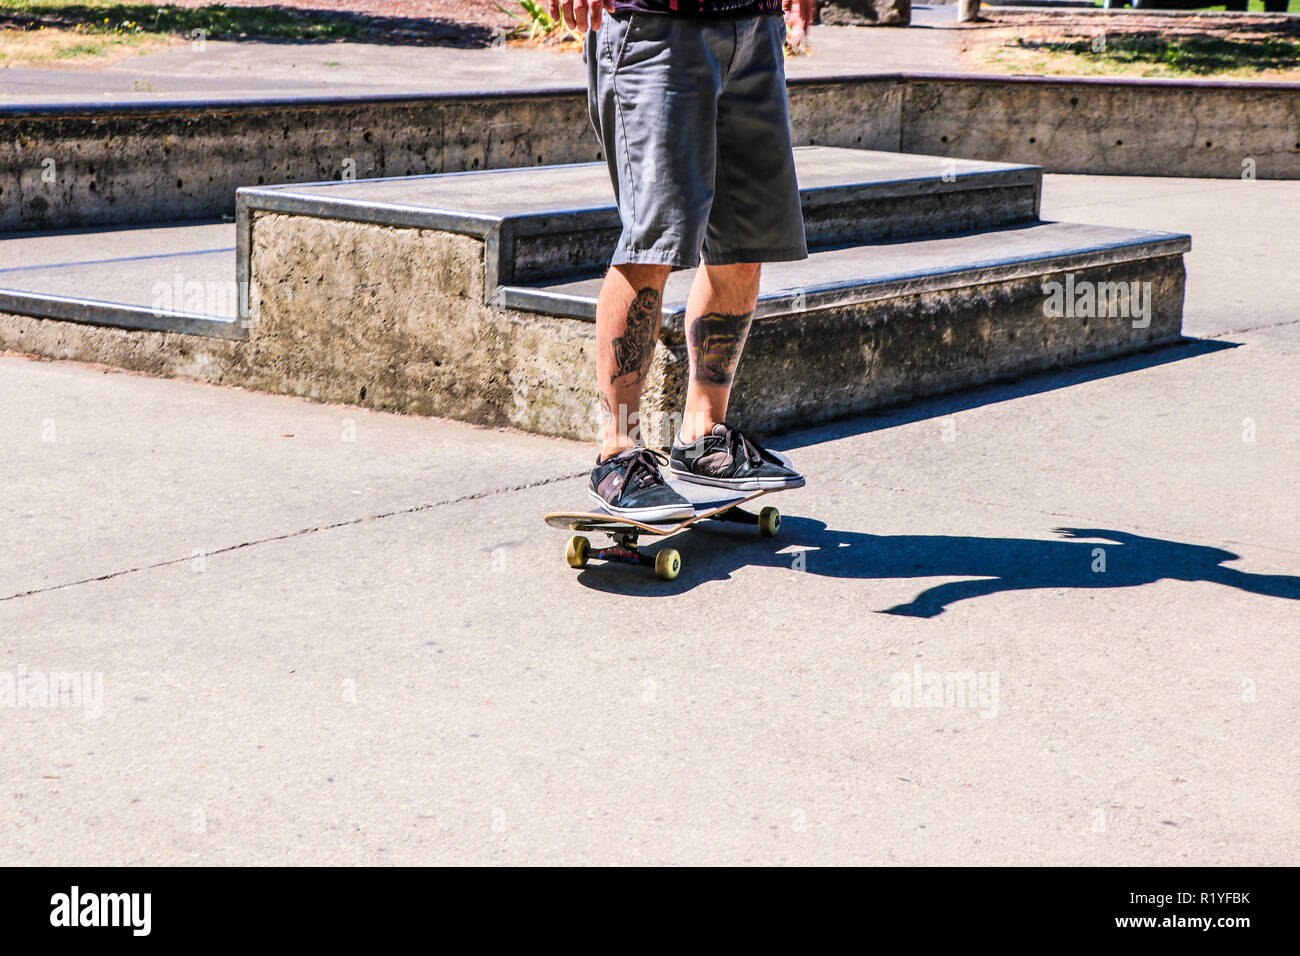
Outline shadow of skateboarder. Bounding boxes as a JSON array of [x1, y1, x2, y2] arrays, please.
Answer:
[[576, 521, 1300, 616]]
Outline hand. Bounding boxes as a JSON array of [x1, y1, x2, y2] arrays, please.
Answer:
[[782, 0, 815, 50], [548, 0, 615, 32]]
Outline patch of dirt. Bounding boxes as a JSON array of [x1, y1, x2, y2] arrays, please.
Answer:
[[957, 10, 1300, 79], [976, 10, 1300, 39], [0, 26, 180, 68], [2, 0, 521, 48], [165, 0, 518, 31]]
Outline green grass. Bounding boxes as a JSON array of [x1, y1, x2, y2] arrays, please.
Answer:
[[53, 39, 103, 55], [1034, 34, 1300, 74], [1208, 1, 1300, 11], [0, 1, 365, 40]]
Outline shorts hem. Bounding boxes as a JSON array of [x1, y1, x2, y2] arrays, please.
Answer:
[[700, 245, 809, 266], [610, 249, 701, 270]]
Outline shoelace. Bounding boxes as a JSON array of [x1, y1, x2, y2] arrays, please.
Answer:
[[720, 426, 767, 470], [619, 447, 671, 492]]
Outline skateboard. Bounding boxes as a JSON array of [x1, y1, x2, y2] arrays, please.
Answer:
[[544, 485, 791, 581]]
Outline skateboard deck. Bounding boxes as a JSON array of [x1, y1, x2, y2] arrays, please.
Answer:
[[545, 484, 794, 580]]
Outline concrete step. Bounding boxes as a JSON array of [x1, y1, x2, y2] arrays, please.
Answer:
[[502, 221, 1187, 325], [0, 152, 1188, 449], [0, 220, 240, 338], [230, 203, 1188, 442], [493, 221, 1191, 442], [236, 147, 1041, 286]]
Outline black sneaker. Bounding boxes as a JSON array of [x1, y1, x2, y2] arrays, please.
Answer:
[[669, 423, 805, 490], [590, 447, 695, 522]]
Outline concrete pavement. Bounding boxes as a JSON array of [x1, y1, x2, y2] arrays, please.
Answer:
[[0, 173, 1296, 865]]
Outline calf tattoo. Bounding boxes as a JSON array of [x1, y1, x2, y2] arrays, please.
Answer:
[[610, 287, 661, 389], [688, 310, 753, 387]]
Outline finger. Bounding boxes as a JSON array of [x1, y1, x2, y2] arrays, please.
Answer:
[[561, 0, 575, 31], [573, 0, 590, 32], [548, 0, 560, 22], [590, 0, 604, 31]]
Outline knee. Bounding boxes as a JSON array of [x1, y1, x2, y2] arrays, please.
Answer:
[[704, 261, 761, 280], [701, 261, 762, 293], [613, 262, 673, 290]]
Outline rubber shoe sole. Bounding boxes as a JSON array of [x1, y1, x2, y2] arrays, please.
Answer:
[[588, 490, 696, 523], [667, 467, 806, 491]]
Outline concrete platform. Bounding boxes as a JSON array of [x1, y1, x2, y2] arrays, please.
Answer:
[[511, 221, 1187, 324], [507, 223, 1187, 443], [238, 147, 1043, 287], [0, 149, 1189, 444], [0, 220, 238, 337], [232, 150, 1186, 443]]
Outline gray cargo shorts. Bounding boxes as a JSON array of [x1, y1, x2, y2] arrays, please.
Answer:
[[584, 12, 808, 270]]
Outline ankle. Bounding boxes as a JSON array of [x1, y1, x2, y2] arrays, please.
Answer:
[[599, 443, 634, 462], [677, 416, 720, 445]]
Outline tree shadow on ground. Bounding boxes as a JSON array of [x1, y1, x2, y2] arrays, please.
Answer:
[[576, 521, 1300, 613], [1, 4, 502, 49]]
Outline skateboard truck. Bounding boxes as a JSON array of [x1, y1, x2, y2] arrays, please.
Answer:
[[563, 503, 781, 581]]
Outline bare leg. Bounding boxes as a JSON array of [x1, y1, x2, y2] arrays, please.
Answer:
[[596, 262, 672, 460], [679, 261, 762, 444]]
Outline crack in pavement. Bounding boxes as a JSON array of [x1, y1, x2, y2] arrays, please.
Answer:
[[1205, 317, 1300, 339], [0, 469, 588, 603]]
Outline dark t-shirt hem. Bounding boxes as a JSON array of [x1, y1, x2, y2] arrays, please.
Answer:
[[610, 1, 785, 16]]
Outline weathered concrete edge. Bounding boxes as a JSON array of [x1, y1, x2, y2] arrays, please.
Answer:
[[236, 160, 1041, 235], [641, 253, 1189, 445], [0, 252, 1188, 447], [232, 160, 1043, 316], [499, 231, 1192, 328], [4, 72, 1297, 234], [0, 288, 243, 340], [3, 71, 1298, 116]]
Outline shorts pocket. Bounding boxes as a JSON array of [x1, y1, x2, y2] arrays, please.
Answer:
[[614, 13, 672, 72], [607, 13, 635, 68]]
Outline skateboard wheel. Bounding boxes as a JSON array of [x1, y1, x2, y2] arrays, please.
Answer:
[[758, 506, 781, 537], [565, 535, 590, 569], [655, 548, 681, 581]]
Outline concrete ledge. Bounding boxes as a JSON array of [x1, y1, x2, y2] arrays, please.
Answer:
[[231, 211, 1184, 443], [236, 148, 1040, 295], [0, 289, 241, 340], [0, 240, 1186, 446], [0, 147, 1190, 445], [818, 0, 911, 26], [0, 88, 598, 234], [5, 72, 1296, 231], [896, 75, 1300, 178], [0, 217, 602, 440], [660, 253, 1187, 446], [504, 222, 1190, 326]]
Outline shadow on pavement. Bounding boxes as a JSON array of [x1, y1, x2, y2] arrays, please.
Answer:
[[576, 521, 1300, 613], [0, 5, 501, 49]]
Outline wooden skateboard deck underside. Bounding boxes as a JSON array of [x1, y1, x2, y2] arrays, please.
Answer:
[[545, 487, 772, 537]]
